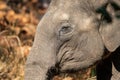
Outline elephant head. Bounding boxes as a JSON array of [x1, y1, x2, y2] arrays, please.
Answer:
[[25, 0, 120, 80]]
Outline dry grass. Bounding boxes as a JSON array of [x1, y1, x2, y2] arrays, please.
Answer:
[[0, 34, 26, 80]]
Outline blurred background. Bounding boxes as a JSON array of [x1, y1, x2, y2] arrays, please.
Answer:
[[0, 0, 50, 80], [0, 0, 96, 80]]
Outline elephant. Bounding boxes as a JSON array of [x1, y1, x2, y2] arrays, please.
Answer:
[[25, 0, 120, 80]]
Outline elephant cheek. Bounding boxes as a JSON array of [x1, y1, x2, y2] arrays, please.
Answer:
[[58, 31, 105, 72], [81, 31, 105, 64]]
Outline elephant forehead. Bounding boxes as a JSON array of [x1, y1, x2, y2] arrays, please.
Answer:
[[79, 18, 94, 31], [72, 15, 97, 31], [51, 0, 108, 10], [50, 0, 108, 23], [53, 12, 70, 21]]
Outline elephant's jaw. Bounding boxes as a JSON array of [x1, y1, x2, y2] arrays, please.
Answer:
[[50, 65, 95, 80], [46, 66, 60, 80]]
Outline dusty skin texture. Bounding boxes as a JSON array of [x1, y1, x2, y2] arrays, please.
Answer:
[[25, 0, 120, 80]]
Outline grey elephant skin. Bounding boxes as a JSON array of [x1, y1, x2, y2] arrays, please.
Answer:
[[25, 0, 120, 80]]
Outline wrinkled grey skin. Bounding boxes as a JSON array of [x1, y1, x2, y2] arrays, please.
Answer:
[[25, 0, 120, 80]]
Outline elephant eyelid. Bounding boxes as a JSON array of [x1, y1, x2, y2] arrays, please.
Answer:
[[59, 23, 73, 36]]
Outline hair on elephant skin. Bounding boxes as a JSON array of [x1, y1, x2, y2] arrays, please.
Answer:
[[25, 0, 120, 80]]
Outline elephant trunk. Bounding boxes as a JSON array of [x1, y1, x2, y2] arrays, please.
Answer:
[[25, 28, 57, 80]]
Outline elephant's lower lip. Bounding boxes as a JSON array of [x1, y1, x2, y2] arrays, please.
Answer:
[[53, 66, 96, 80]]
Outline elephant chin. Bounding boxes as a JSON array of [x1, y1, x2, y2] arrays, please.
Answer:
[[59, 59, 98, 73], [55, 54, 99, 75], [45, 65, 90, 80], [56, 49, 103, 73], [51, 62, 97, 80]]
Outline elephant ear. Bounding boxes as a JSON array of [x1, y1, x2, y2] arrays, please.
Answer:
[[100, 2, 120, 52]]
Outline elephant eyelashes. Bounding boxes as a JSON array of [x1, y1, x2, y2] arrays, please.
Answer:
[[59, 23, 73, 36]]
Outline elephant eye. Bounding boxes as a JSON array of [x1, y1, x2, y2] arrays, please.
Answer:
[[59, 23, 73, 36]]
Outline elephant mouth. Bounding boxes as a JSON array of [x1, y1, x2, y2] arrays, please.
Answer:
[[47, 55, 97, 80], [47, 53, 98, 80], [47, 56, 98, 80], [52, 65, 96, 80]]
